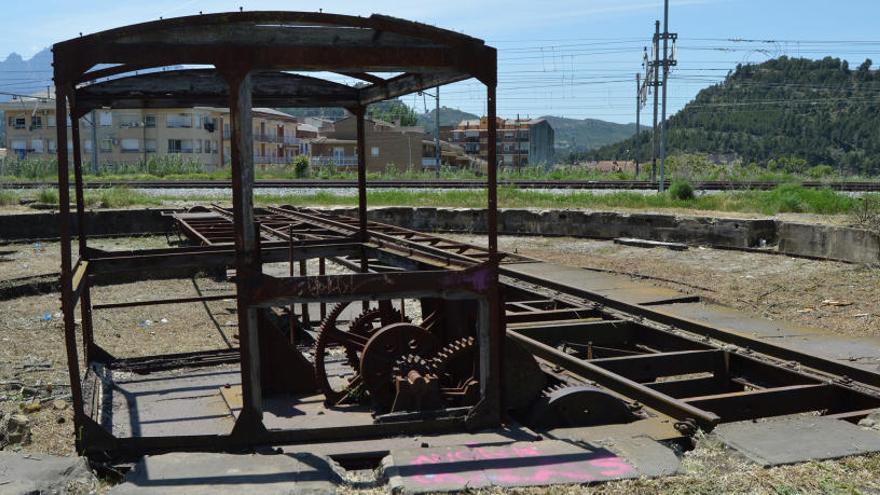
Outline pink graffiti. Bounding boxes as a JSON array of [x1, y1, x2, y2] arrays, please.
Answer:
[[404, 444, 635, 487]]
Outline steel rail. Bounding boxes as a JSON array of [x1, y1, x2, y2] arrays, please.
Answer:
[[5, 179, 880, 191]]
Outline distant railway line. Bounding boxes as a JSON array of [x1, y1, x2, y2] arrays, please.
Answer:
[[3, 179, 880, 192]]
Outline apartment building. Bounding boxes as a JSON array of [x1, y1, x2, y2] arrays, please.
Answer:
[[1, 96, 300, 168], [306, 116, 473, 172], [449, 117, 555, 167]]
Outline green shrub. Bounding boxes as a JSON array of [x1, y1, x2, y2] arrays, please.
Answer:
[[0, 190, 19, 206], [293, 155, 309, 178], [37, 188, 59, 205], [806, 164, 835, 179], [668, 180, 695, 200]]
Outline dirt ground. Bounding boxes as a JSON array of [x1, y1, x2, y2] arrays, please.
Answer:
[[1, 233, 879, 493]]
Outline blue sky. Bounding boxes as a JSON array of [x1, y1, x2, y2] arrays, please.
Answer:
[[1, 0, 878, 123]]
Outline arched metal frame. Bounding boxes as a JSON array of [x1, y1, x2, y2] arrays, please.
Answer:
[[53, 12, 501, 457]]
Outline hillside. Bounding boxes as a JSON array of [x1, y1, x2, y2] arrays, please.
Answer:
[[541, 116, 642, 153], [588, 57, 880, 175], [417, 106, 479, 134]]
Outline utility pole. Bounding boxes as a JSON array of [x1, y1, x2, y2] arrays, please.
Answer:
[[90, 110, 98, 174], [659, 0, 672, 192], [651, 20, 660, 183], [635, 73, 641, 178], [434, 86, 441, 178]]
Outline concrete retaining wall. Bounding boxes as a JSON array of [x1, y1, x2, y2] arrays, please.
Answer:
[[1, 206, 876, 264], [339, 207, 777, 249], [778, 222, 880, 264], [0, 209, 171, 242]]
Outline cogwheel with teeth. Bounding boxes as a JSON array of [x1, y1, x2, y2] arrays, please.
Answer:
[[392, 354, 436, 378], [345, 306, 408, 368], [429, 336, 478, 396]]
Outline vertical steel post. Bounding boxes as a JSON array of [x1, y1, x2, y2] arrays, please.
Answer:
[[651, 20, 660, 183], [225, 69, 264, 435], [90, 109, 98, 174], [54, 84, 86, 441], [659, 0, 670, 193], [71, 105, 95, 361], [487, 87, 498, 259], [318, 257, 326, 320], [356, 107, 368, 238], [435, 86, 441, 178], [356, 107, 370, 310], [635, 73, 641, 178], [288, 224, 296, 345], [486, 82, 503, 422], [299, 259, 309, 327]]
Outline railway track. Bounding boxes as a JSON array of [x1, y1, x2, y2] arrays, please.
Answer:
[[4, 179, 880, 191]]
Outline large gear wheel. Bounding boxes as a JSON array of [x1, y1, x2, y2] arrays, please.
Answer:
[[344, 305, 408, 369], [431, 336, 477, 388], [430, 336, 480, 406], [313, 301, 365, 406], [360, 323, 440, 412]]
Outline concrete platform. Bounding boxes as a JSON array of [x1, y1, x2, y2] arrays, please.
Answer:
[[102, 366, 237, 438], [108, 452, 342, 494], [713, 416, 880, 467], [381, 438, 679, 494], [0, 452, 96, 495]]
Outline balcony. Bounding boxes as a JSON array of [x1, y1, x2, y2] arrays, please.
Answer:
[[310, 155, 357, 167]]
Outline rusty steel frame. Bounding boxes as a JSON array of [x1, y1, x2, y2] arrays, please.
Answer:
[[176, 207, 880, 431], [52, 11, 880, 465], [53, 11, 503, 459]]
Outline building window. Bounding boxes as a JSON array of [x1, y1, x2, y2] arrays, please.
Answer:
[[144, 115, 156, 128], [100, 138, 113, 152], [194, 140, 202, 154], [168, 139, 194, 153], [11, 140, 26, 151], [145, 139, 157, 153], [98, 111, 113, 127], [119, 114, 141, 127], [11, 116, 26, 129], [48, 140, 57, 153], [83, 140, 94, 153], [213, 141, 218, 154], [166, 113, 193, 128], [48, 115, 56, 128], [31, 139, 44, 153], [204, 140, 211, 153], [371, 146, 380, 157], [31, 116, 42, 130], [121, 138, 140, 152]]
